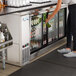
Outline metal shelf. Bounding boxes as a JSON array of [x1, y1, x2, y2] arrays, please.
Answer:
[[0, 40, 13, 51]]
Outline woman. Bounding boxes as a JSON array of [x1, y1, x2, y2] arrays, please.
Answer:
[[57, 0, 76, 57]]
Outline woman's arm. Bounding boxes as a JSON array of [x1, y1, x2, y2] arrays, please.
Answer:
[[45, 0, 62, 23]]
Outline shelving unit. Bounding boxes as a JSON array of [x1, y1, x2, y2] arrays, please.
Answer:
[[0, 23, 13, 69]]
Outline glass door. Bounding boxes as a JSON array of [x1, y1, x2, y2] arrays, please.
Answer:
[[59, 9, 65, 38], [48, 12, 58, 44], [30, 14, 42, 53]]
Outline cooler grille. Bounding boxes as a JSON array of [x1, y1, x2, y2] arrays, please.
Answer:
[[22, 47, 30, 64]]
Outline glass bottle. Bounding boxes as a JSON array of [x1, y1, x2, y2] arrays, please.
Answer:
[[4, 28, 9, 41], [0, 31, 5, 43]]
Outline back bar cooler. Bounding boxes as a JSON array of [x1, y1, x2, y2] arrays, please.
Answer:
[[0, 6, 67, 66]]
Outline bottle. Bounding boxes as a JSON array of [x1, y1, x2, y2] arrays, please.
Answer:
[[31, 20, 33, 26], [0, 0, 2, 8], [4, 28, 9, 41], [0, 31, 5, 43], [3, 0, 5, 5], [3, 0, 7, 5], [0, 0, 3, 5]]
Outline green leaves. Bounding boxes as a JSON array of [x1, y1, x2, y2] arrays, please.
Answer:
[[39, 18, 42, 23], [43, 13, 47, 21], [43, 13, 51, 28], [46, 22, 51, 28]]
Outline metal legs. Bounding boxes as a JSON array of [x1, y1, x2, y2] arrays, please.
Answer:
[[2, 50, 6, 70]]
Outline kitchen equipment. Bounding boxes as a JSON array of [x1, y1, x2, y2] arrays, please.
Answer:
[[0, 22, 13, 69], [0, 22, 13, 48], [0, 4, 67, 66]]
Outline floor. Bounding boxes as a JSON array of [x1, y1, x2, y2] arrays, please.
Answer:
[[0, 63, 20, 76], [0, 38, 66, 76], [9, 45, 76, 76]]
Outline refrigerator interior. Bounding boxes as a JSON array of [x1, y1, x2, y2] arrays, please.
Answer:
[[30, 15, 42, 53], [30, 8, 66, 54], [59, 9, 65, 38], [48, 12, 58, 44]]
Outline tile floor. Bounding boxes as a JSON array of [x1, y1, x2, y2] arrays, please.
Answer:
[[0, 63, 20, 76]]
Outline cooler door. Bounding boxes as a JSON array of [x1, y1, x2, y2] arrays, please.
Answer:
[[30, 14, 42, 53], [59, 9, 65, 38], [48, 12, 58, 44]]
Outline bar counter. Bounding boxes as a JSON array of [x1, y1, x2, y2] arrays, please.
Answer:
[[0, 2, 67, 16]]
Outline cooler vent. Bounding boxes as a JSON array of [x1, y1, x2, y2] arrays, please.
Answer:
[[22, 47, 30, 64]]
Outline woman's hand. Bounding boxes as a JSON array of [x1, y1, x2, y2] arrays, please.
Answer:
[[45, 0, 62, 24]]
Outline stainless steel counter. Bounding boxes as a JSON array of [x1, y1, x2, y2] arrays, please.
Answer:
[[0, 2, 68, 16]]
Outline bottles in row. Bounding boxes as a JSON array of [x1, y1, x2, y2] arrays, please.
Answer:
[[30, 15, 42, 51], [31, 17, 38, 40], [31, 16, 40, 26], [30, 40, 40, 49], [7, 0, 30, 7], [31, 26, 36, 39]]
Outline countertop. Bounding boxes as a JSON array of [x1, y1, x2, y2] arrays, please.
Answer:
[[0, 1, 68, 16], [0, 1, 57, 16]]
